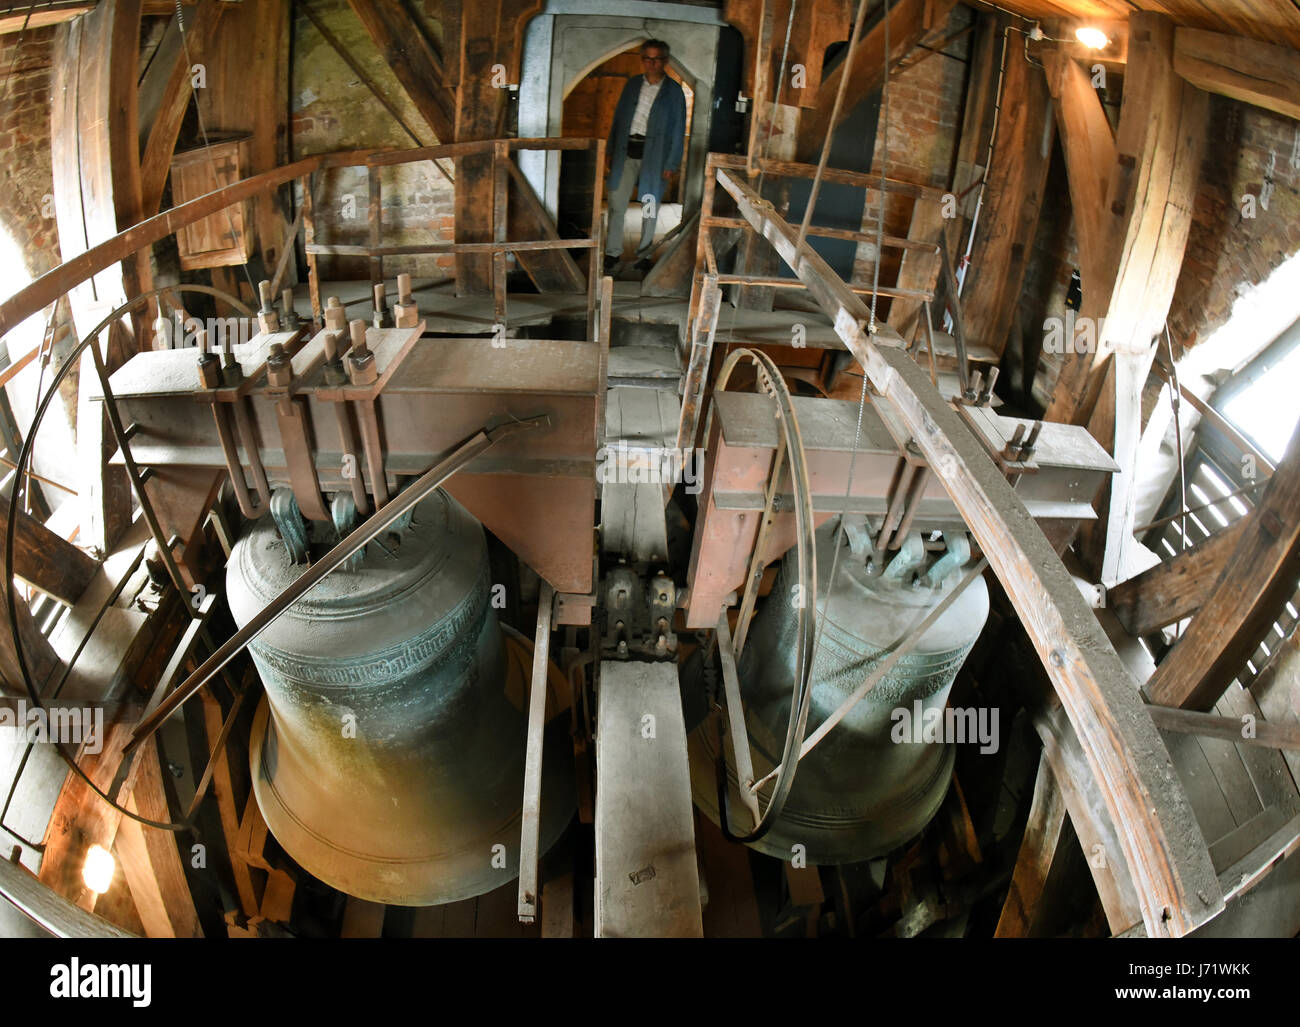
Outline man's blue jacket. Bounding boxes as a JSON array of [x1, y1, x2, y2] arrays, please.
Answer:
[[607, 74, 687, 205]]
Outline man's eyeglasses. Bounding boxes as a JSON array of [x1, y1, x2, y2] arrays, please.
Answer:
[[641, 55, 667, 64]]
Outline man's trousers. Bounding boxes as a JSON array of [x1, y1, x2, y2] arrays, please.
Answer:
[[605, 156, 657, 260]]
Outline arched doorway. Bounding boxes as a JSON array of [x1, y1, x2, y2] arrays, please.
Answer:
[[557, 46, 694, 251], [518, 6, 724, 223]]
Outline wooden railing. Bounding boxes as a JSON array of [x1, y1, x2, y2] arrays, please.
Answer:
[[0, 137, 606, 356]]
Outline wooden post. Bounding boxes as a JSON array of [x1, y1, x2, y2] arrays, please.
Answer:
[[958, 28, 1053, 361], [116, 742, 202, 937], [995, 752, 1068, 937], [301, 174, 323, 330], [368, 166, 383, 289], [493, 140, 509, 327], [445, 0, 545, 294]]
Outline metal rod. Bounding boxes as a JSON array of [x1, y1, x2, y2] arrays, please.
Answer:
[[733, 433, 787, 657], [923, 299, 939, 387], [333, 403, 370, 515], [517, 581, 554, 924], [891, 466, 930, 550], [304, 238, 599, 257], [125, 415, 547, 753], [752, 558, 988, 792], [90, 331, 190, 604], [937, 232, 971, 396], [712, 274, 932, 300], [186, 683, 250, 821], [716, 612, 762, 830], [208, 398, 260, 519], [0, 456, 76, 495], [354, 400, 389, 508], [877, 460, 918, 551], [231, 397, 273, 507], [1134, 480, 1264, 535]]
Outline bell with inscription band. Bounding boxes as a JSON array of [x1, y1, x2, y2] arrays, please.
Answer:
[[226, 489, 574, 906], [688, 517, 989, 864]]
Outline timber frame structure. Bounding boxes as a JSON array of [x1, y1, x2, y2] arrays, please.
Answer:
[[0, 0, 1298, 942]]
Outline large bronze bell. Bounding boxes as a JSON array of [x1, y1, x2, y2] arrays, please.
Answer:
[[689, 518, 989, 864], [226, 490, 574, 906]]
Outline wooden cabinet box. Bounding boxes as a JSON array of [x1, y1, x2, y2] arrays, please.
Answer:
[[169, 136, 254, 270]]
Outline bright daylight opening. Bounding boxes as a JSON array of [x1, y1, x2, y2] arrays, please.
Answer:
[[0, 223, 82, 628]]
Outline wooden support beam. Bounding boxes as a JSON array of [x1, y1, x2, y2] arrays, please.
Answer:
[[0, 585, 60, 698], [1092, 16, 1208, 583], [1217, 812, 1300, 904], [52, 1, 151, 557], [994, 751, 1068, 937], [0, 2, 93, 34], [959, 29, 1053, 360], [193, 0, 294, 280], [0, 493, 100, 606], [745, 0, 774, 174], [345, 0, 455, 144], [136, 13, 182, 150], [1034, 705, 1144, 933], [1174, 28, 1300, 122], [1040, 17, 1207, 584], [52, 0, 150, 335], [794, 0, 953, 163], [1146, 425, 1300, 712], [115, 741, 202, 937], [716, 164, 1223, 936], [1040, 53, 1117, 307], [443, 0, 543, 295], [887, 199, 943, 342], [1108, 520, 1247, 637], [1147, 705, 1300, 752], [641, 212, 699, 297], [504, 158, 587, 293], [139, 0, 224, 217], [197, 688, 261, 919]]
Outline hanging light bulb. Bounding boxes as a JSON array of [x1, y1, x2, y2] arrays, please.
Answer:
[[82, 844, 115, 895], [1075, 26, 1110, 50]]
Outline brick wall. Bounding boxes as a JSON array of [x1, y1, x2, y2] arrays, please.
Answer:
[[291, 0, 455, 282], [1167, 97, 1300, 356], [0, 25, 79, 514], [850, 11, 971, 298], [0, 26, 60, 280], [1015, 95, 1300, 415]]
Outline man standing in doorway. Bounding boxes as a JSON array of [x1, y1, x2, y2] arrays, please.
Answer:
[[604, 40, 687, 274]]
